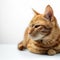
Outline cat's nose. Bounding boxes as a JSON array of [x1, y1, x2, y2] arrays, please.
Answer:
[[28, 28, 34, 34], [29, 31, 31, 34]]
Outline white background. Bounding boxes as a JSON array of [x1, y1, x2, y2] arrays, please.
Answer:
[[0, 0, 60, 44], [0, 44, 60, 60], [0, 0, 60, 60]]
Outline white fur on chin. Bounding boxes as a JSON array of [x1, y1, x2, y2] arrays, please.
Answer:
[[29, 34, 44, 40]]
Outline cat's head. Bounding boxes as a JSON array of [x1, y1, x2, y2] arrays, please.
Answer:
[[28, 5, 57, 41]]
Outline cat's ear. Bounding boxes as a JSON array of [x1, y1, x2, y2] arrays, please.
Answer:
[[44, 5, 54, 20], [32, 8, 40, 15]]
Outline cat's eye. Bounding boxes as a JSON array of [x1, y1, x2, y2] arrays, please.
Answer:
[[35, 25, 40, 28], [31, 24, 40, 28]]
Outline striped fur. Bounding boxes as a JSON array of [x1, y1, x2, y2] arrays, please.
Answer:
[[18, 5, 60, 55]]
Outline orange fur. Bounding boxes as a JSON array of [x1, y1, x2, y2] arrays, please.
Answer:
[[18, 5, 60, 55]]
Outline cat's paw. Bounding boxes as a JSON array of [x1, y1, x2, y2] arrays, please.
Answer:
[[48, 49, 56, 55], [18, 42, 25, 50]]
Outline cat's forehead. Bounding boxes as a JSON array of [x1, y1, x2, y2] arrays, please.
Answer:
[[31, 15, 49, 24]]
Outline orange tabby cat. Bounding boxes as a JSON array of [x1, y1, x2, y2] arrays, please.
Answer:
[[18, 5, 60, 55]]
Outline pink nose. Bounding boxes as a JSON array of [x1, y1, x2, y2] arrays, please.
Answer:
[[28, 28, 34, 34], [29, 32, 31, 34]]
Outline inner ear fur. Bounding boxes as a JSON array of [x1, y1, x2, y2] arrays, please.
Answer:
[[44, 5, 54, 20]]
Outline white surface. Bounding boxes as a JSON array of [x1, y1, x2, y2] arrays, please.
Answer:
[[0, 0, 60, 44], [0, 44, 60, 60]]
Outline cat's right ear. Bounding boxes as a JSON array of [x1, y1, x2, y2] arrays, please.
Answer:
[[32, 8, 40, 15]]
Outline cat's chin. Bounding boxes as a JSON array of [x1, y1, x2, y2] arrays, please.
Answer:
[[28, 34, 44, 41]]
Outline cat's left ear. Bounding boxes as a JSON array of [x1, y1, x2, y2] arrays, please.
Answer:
[[44, 5, 54, 20], [32, 8, 40, 15]]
